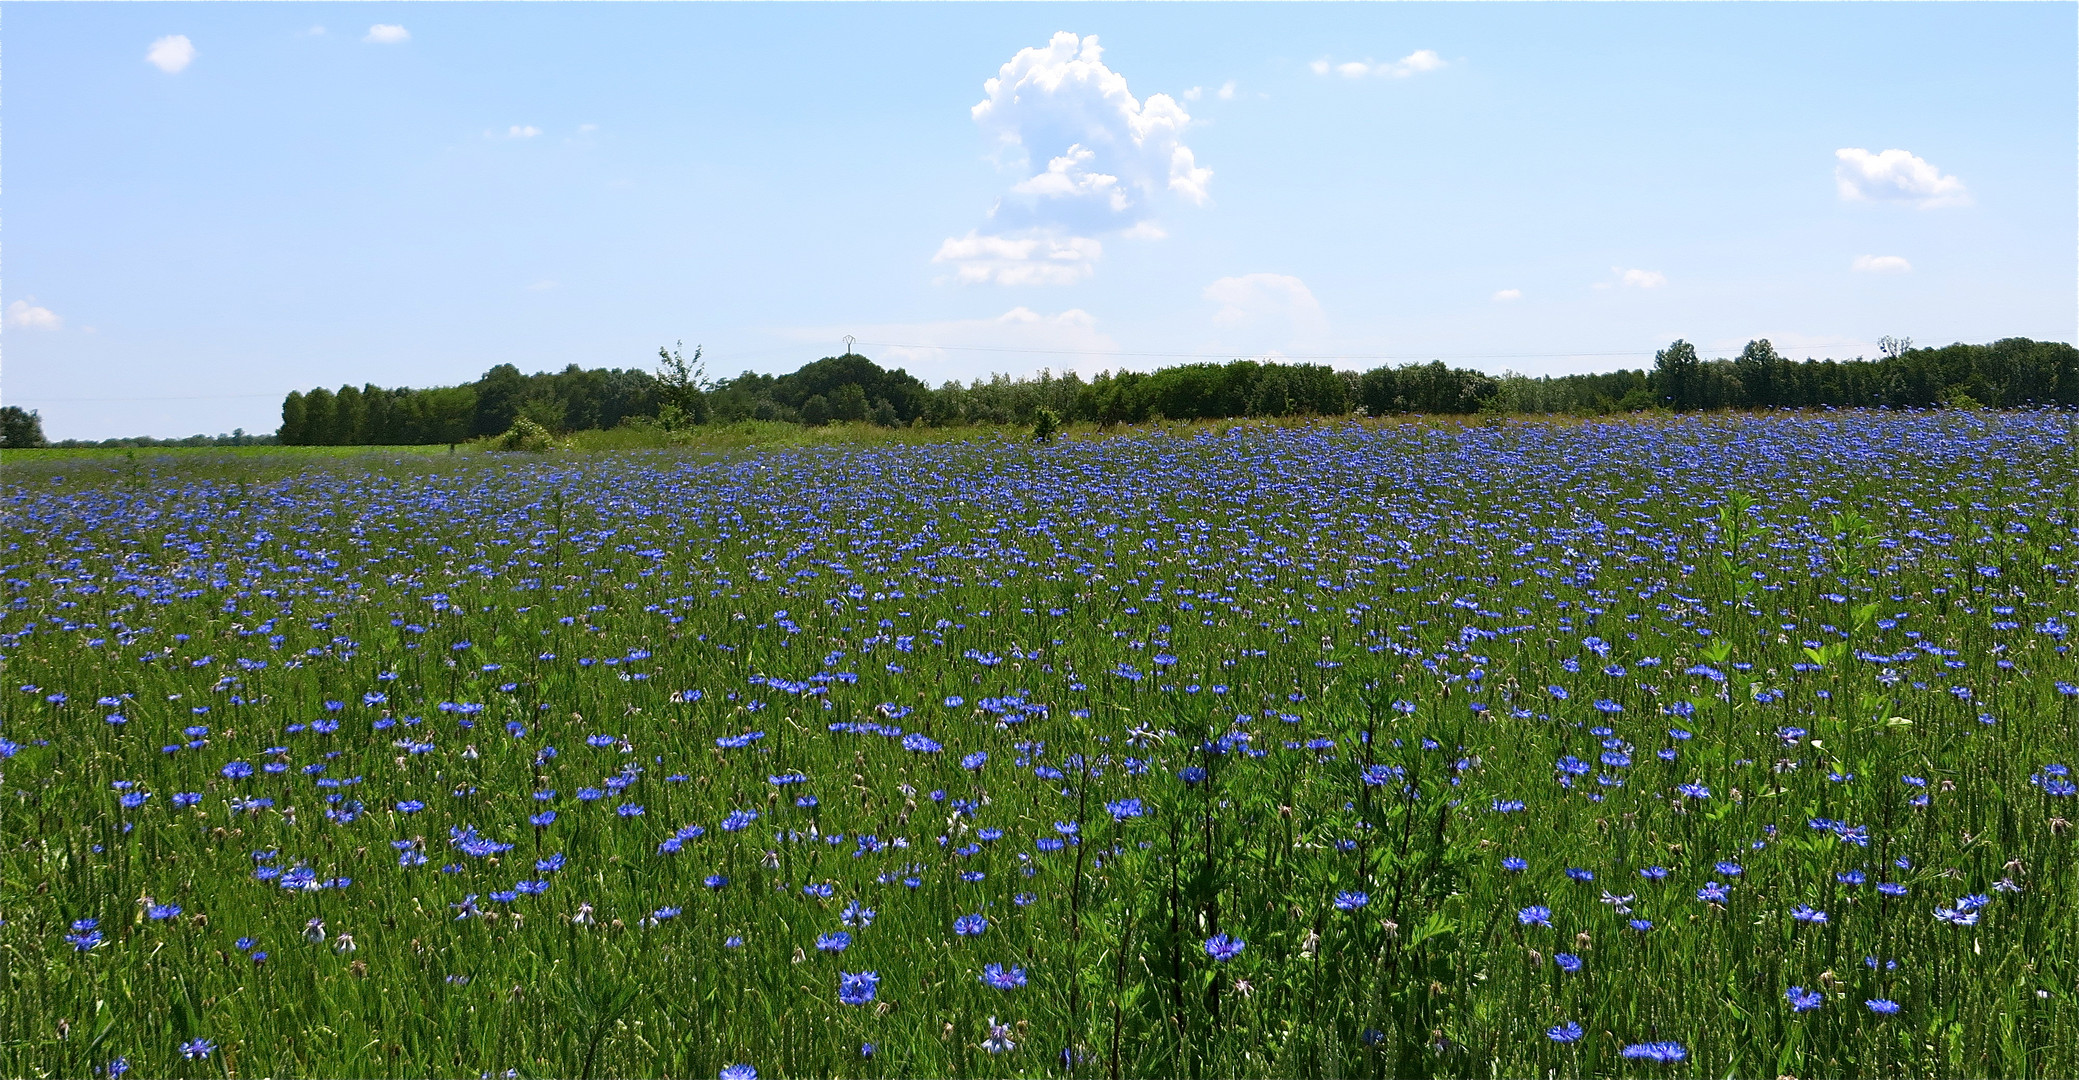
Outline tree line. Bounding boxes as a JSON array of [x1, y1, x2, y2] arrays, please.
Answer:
[[268, 336, 2076, 445]]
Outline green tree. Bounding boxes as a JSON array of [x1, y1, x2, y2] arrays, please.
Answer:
[[1652, 340, 1702, 410], [800, 394, 833, 427], [333, 384, 367, 445], [472, 364, 528, 438], [656, 342, 711, 428], [828, 383, 869, 423], [0, 406, 47, 448], [303, 387, 338, 445], [279, 391, 308, 444]]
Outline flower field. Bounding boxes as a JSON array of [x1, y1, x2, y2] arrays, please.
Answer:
[[3, 411, 2075, 1078]]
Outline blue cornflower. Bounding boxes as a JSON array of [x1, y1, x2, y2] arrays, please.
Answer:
[[720, 1065, 757, 1080], [1202, 934, 1245, 962], [1518, 905, 1552, 927], [1546, 1021, 1584, 1043], [1619, 1041, 1687, 1062], [65, 918, 105, 951], [961, 751, 988, 770], [980, 963, 1029, 988], [396, 800, 425, 813], [1360, 764, 1404, 786], [1866, 998, 1901, 1014], [1179, 766, 1208, 785], [837, 970, 880, 1005], [1554, 953, 1582, 972], [1791, 905, 1828, 924], [1502, 857, 1529, 872], [1675, 783, 1710, 799], [1105, 798, 1145, 821], [954, 914, 989, 936], [1565, 867, 1595, 882], [1934, 906, 1979, 927], [1333, 891, 1369, 911], [1837, 870, 1866, 885], [1697, 881, 1730, 904], [705, 875, 729, 889], [1639, 866, 1669, 881], [146, 903, 181, 921], [1714, 861, 1743, 876], [816, 932, 851, 952], [1786, 986, 1823, 1011], [1628, 918, 1653, 932], [179, 1038, 216, 1060]]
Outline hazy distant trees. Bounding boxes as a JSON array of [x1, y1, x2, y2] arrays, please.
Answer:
[[273, 339, 2077, 444]]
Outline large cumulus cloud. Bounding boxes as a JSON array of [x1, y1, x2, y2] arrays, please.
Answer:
[[935, 32, 1211, 285]]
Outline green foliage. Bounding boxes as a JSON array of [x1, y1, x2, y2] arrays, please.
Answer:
[[272, 339, 2077, 447], [493, 415, 562, 452], [1032, 406, 1061, 443], [1, 405, 49, 448]]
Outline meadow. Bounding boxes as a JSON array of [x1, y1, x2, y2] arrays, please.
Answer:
[[2, 410, 2074, 1079]]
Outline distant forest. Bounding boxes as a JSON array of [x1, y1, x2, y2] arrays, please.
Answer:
[[266, 336, 2077, 446]]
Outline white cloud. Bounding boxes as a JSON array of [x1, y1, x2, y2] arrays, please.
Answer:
[[1183, 86, 1203, 102], [1618, 268, 1666, 289], [578, 123, 599, 133], [304, 26, 327, 37], [932, 230, 1103, 286], [508, 125, 542, 139], [1835, 148, 1969, 209], [1852, 254, 1913, 274], [364, 24, 410, 45], [1217, 80, 1237, 100], [1492, 288, 1522, 302], [7, 300, 62, 330], [1204, 274, 1328, 339], [146, 35, 195, 74], [939, 32, 1211, 285], [1315, 49, 1447, 79], [1119, 220, 1167, 240]]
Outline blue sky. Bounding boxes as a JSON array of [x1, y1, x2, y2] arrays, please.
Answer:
[[7, 2, 2074, 440]]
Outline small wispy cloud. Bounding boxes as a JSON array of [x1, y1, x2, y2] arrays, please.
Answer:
[[508, 125, 542, 139], [1492, 288, 1522, 302], [364, 24, 410, 45], [1852, 254, 1912, 274], [146, 35, 196, 74], [1311, 50, 1446, 79], [7, 300, 63, 330], [933, 230, 1103, 286], [1835, 148, 1968, 209]]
